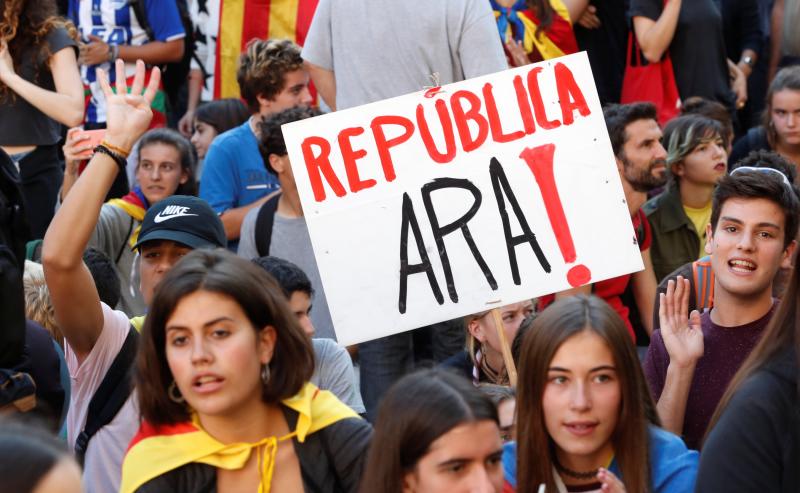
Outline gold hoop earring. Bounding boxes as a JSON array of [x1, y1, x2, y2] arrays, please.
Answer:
[[168, 381, 185, 403]]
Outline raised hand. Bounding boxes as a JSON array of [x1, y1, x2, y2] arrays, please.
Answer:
[[597, 468, 626, 493], [97, 59, 160, 153], [659, 276, 704, 368]]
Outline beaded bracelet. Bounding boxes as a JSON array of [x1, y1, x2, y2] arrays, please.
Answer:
[[99, 140, 131, 158], [93, 144, 127, 173]]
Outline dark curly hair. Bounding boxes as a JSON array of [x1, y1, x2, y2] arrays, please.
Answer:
[[237, 38, 304, 113], [0, 0, 79, 101], [258, 105, 322, 174]]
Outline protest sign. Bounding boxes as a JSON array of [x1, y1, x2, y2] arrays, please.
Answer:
[[283, 52, 644, 346]]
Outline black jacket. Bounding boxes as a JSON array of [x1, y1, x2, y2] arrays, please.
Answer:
[[695, 348, 800, 492], [136, 407, 372, 493]]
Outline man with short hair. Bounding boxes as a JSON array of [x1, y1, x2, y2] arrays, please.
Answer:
[[541, 102, 665, 341], [252, 256, 365, 414], [200, 38, 312, 245], [43, 64, 227, 492], [237, 106, 337, 341], [644, 163, 799, 450]]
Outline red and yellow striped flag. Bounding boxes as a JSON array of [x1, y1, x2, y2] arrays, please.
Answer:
[[214, 0, 320, 99]]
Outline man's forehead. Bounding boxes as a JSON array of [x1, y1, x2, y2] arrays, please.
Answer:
[[717, 197, 786, 228], [139, 239, 194, 251], [624, 118, 661, 142]]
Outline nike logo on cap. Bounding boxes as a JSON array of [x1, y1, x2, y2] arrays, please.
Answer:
[[154, 205, 198, 223]]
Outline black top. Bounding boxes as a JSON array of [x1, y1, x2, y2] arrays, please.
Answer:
[[696, 348, 799, 492], [729, 125, 770, 167], [718, 0, 763, 62], [628, 0, 734, 107], [574, 0, 629, 105], [136, 408, 373, 493], [0, 27, 78, 146]]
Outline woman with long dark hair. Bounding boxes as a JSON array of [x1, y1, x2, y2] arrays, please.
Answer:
[[359, 369, 504, 493], [0, 0, 83, 238], [508, 295, 696, 493], [120, 249, 371, 493], [696, 261, 800, 491]]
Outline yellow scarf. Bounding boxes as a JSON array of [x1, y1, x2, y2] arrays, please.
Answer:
[[120, 383, 358, 493], [107, 197, 146, 249]]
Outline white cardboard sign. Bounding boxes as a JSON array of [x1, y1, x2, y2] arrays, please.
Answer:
[[283, 52, 643, 346]]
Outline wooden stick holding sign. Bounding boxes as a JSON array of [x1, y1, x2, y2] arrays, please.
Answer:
[[490, 308, 518, 387]]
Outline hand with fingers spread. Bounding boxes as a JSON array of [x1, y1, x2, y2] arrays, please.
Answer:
[[659, 276, 704, 369], [598, 468, 626, 493], [98, 58, 160, 153]]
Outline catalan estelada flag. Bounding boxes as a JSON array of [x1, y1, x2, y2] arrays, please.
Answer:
[[119, 383, 358, 493], [491, 0, 577, 63], [214, 0, 320, 99]]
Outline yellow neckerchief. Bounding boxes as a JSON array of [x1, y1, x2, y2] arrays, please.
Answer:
[[494, 0, 572, 60], [120, 383, 358, 493], [129, 315, 145, 332], [107, 198, 146, 249]]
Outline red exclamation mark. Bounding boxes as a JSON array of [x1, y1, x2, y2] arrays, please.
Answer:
[[520, 144, 592, 288]]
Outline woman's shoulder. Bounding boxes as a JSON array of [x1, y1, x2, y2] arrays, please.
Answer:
[[44, 25, 78, 54], [647, 426, 699, 493]]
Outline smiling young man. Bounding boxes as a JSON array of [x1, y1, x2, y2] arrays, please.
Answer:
[[199, 39, 312, 247], [644, 164, 800, 450]]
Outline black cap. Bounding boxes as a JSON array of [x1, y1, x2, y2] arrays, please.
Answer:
[[134, 196, 226, 250]]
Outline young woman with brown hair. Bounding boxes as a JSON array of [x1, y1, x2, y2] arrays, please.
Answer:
[[120, 249, 371, 493], [506, 295, 697, 493], [359, 369, 504, 493], [730, 66, 800, 167]]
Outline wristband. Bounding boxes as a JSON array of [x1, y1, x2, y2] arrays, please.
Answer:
[[93, 144, 127, 173], [108, 44, 119, 62], [100, 140, 131, 158]]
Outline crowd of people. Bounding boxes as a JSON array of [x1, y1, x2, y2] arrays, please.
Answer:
[[1, 0, 799, 492]]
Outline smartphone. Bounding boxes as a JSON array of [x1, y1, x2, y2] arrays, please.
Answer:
[[74, 129, 106, 159]]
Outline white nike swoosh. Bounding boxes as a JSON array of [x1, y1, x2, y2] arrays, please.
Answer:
[[153, 212, 199, 223]]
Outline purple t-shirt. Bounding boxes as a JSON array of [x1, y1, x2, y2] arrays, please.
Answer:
[[643, 304, 775, 450]]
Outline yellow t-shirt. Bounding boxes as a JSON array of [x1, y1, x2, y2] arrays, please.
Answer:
[[683, 202, 712, 258]]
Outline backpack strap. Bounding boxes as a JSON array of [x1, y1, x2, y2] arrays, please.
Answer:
[[692, 255, 715, 312], [254, 193, 282, 257], [128, 0, 155, 42], [74, 325, 139, 466]]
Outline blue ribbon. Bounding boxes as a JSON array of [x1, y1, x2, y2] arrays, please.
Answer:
[[490, 0, 530, 45]]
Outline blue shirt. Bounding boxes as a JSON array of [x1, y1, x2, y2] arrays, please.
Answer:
[[69, 0, 185, 124], [502, 426, 698, 492], [199, 121, 280, 248], [200, 121, 280, 212]]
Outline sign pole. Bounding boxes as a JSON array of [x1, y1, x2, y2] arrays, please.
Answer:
[[490, 308, 518, 387]]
